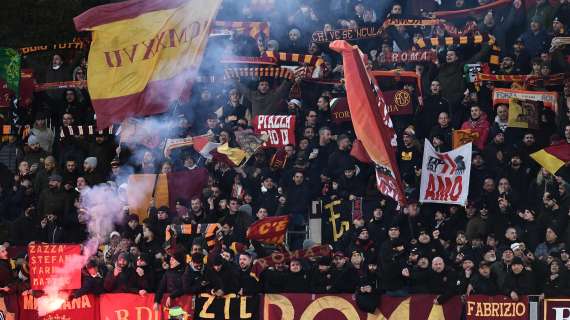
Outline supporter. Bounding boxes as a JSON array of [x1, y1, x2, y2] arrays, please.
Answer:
[[284, 258, 310, 293], [428, 257, 461, 304], [503, 257, 536, 300], [467, 261, 499, 295], [154, 247, 187, 308], [72, 259, 104, 298]]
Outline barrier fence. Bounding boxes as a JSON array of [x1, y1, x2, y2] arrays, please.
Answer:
[[1, 292, 566, 320]]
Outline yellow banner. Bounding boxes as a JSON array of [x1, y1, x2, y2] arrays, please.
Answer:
[[82, 0, 221, 99]]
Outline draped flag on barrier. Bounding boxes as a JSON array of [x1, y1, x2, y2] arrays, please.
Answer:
[[466, 295, 528, 320], [19, 293, 97, 320], [99, 293, 193, 320], [28, 244, 81, 290], [262, 293, 463, 320], [420, 140, 472, 205], [74, 0, 222, 129], [194, 293, 259, 320]]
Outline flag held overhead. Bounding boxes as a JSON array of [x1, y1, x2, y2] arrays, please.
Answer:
[[74, 0, 222, 129]]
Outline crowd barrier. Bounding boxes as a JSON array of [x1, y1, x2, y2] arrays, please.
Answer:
[[1, 292, 565, 320]]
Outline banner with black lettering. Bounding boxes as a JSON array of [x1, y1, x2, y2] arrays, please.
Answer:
[[253, 115, 296, 148], [466, 295, 528, 320], [322, 199, 352, 245], [420, 139, 472, 205], [194, 293, 258, 320]]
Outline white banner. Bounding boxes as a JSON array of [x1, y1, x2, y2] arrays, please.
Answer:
[[420, 139, 472, 205]]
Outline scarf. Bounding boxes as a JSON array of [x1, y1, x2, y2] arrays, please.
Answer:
[[414, 33, 500, 65], [262, 51, 325, 67], [59, 125, 117, 139]]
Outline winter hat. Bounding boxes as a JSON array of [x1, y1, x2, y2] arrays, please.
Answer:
[[27, 135, 39, 145], [84, 157, 98, 168], [170, 247, 187, 264], [303, 239, 317, 250], [127, 214, 139, 223], [48, 174, 63, 182], [511, 257, 524, 265], [288, 99, 302, 108]]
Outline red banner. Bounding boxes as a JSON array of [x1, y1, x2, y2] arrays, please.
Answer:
[[330, 97, 351, 124], [246, 215, 289, 244], [262, 293, 462, 320], [99, 293, 193, 320], [28, 244, 81, 290], [543, 298, 570, 320], [384, 89, 413, 116], [466, 295, 528, 320], [19, 293, 97, 320], [253, 115, 296, 148]]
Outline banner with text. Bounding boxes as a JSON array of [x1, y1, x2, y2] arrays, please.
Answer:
[[384, 89, 414, 116], [466, 295, 528, 320], [330, 97, 351, 124], [194, 293, 258, 320], [253, 115, 296, 148], [492, 88, 559, 114], [322, 199, 352, 245], [19, 293, 96, 320], [99, 293, 193, 320], [262, 293, 462, 320], [420, 140, 472, 205], [246, 215, 289, 245], [28, 244, 81, 290], [543, 298, 570, 320]]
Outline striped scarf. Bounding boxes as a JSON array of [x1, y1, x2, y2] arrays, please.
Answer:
[[59, 125, 116, 139], [476, 72, 568, 88], [166, 223, 221, 251], [213, 21, 270, 39], [262, 51, 325, 67], [224, 67, 295, 80], [34, 80, 85, 92], [383, 18, 441, 27], [414, 33, 500, 65], [439, 21, 478, 37]]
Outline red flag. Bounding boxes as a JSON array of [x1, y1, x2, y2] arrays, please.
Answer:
[[246, 215, 289, 244], [330, 40, 406, 205]]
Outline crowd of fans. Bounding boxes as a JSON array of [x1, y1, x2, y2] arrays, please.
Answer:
[[2, 0, 570, 312]]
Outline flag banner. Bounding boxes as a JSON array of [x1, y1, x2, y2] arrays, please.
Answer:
[[311, 25, 384, 43], [507, 98, 541, 129], [330, 41, 406, 205], [0, 295, 17, 320], [246, 215, 289, 244], [530, 144, 570, 174], [18, 38, 89, 56], [166, 224, 221, 251], [99, 293, 193, 320], [252, 245, 331, 277], [28, 244, 81, 290], [19, 293, 96, 320], [74, 0, 222, 129], [194, 293, 258, 320], [377, 50, 437, 65], [127, 168, 208, 218], [466, 295, 528, 320], [492, 88, 559, 114], [330, 97, 351, 124], [0, 48, 20, 107], [434, 0, 511, 17], [322, 199, 352, 244], [262, 294, 462, 320], [212, 143, 247, 167], [19, 69, 35, 108], [384, 89, 414, 116], [59, 125, 117, 139], [119, 118, 162, 149], [253, 115, 296, 148], [420, 140, 472, 205], [543, 298, 570, 320], [213, 21, 270, 39], [234, 129, 267, 158], [452, 129, 479, 149], [372, 70, 424, 107], [164, 137, 194, 157]]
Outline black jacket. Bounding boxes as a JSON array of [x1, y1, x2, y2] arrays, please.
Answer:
[[428, 268, 460, 304], [183, 264, 208, 294], [503, 269, 535, 295], [155, 264, 186, 303], [284, 270, 310, 293]]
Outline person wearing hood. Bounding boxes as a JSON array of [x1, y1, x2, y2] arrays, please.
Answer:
[[154, 247, 187, 309], [461, 105, 490, 151], [183, 253, 208, 294], [132, 254, 155, 294]]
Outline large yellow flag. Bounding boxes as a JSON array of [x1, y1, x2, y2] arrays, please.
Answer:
[[74, 0, 222, 129]]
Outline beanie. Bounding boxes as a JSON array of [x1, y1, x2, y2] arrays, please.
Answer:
[[84, 157, 98, 168]]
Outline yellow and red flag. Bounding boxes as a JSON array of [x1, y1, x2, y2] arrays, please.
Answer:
[[531, 144, 570, 174], [246, 215, 289, 245], [74, 0, 222, 129]]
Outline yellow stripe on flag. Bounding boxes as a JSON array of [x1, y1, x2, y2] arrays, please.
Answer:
[[127, 174, 169, 219], [217, 143, 246, 166], [531, 149, 566, 174]]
